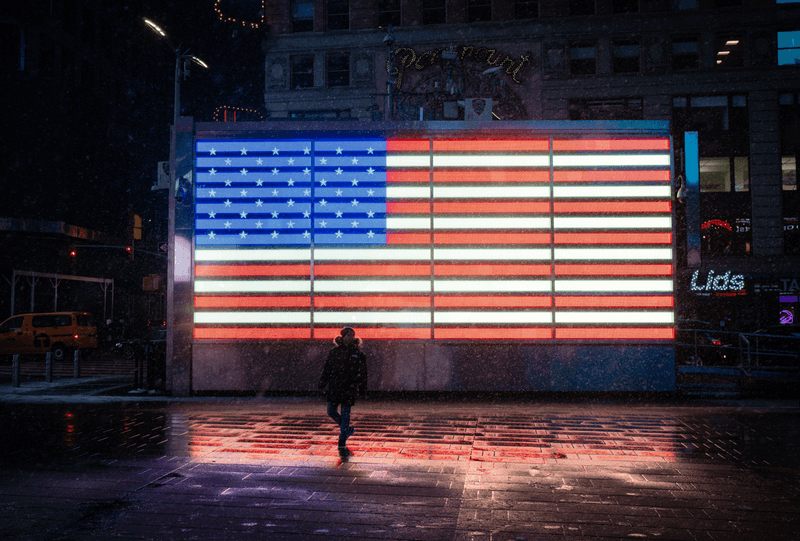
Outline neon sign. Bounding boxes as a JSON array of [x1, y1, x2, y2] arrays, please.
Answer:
[[192, 136, 674, 341], [690, 270, 745, 292]]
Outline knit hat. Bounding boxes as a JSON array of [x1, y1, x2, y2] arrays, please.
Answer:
[[340, 327, 355, 337]]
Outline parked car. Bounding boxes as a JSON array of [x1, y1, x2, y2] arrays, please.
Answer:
[[675, 319, 733, 366], [114, 329, 166, 360], [746, 325, 800, 367], [0, 312, 97, 361]]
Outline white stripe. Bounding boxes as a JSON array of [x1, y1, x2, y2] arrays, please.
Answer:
[[386, 155, 431, 168], [555, 311, 675, 324], [194, 312, 311, 324], [314, 280, 431, 293], [194, 249, 311, 262], [434, 248, 551, 260], [555, 279, 674, 292], [434, 312, 553, 324], [386, 186, 431, 199], [554, 217, 672, 229], [433, 155, 550, 168], [434, 280, 551, 292], [434, 217, 551, 229], [314, 312, 431, 324], [554, 186, 671, 198], [315, 248, 429, 261], [194, 280, 310, 293], [386, 217, 431, 229], [553, 154, 671, 167], [434, 186, 551, 199], [555, 248, 673, 260]]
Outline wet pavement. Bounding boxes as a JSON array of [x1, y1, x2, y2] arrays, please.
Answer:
[[1, 397, 799, 541]]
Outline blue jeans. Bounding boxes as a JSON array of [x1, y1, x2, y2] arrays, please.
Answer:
[[327, 402, 351, 439]]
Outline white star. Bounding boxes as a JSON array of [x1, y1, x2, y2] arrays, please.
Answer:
[[367, 147, 374, 154], [240, 189, 248, 196], [303, 231, 311, 238], [208, 231, 216, 239], [320, 220, 328, 227], [209, 148, 216, 155], [255, 221, 263, 228], [240, 211, 248, 218], [303, 147, 310, 154], [256, 158, 263, 165], [351, 179, 359, 186], [303, 168, 311, 175], [287, 221, 295, 228], [351, 157, 359, 164], [240, 147, 247, 155], [367, 210, 375, 218], [256, 200, 263, 207], [351, 220, 359, 228], [303, 211, 310, 218], [287, 199, 295, 207], [287, 179, 295, 186], [335, 147, 343, 154], [335, 168, 343, 175], [367, 230, 375, 238], [335, 230, 343, 238], [367, 189, 375, 196], [224, 221, 232, 228], [272, 189, 279, 196], [224, 179, 232, 186], [209, 168, 217, 176], [319, 199, 327, 206], [240, 231, 248, 239], [271, 231, 279, 238], [303, 189, 311, 196], [367, 167, 375, 175], [209, 211, 216, 218], [240, 168, 248, 175], [288, 158, 295, 165], [335, 211, 343, 218], [272, 168, 280, 175], [320, 157, 327, 165], [208, 189, 217, 197], [271, 211, 279, 218], [256, 179, 264, 186], [335, 189, 343, 196], [351, 199, 359, 207], [224, 200, 232, 207], [319, 178, 327, 186], [225, 158, 232, 165], [272, 147, 280, 155]]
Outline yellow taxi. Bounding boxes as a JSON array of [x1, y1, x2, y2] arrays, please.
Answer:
[[0, 312, 98, 360]]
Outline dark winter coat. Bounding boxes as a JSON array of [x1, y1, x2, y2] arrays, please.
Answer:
[[319, 337, 368, 406]]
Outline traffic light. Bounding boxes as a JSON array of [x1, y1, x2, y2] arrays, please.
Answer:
[[126, 245, 134, 261]]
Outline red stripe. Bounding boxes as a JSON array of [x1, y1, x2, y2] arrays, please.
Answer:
[[387, 139, 429, 152], [433, 171, 549, 183], [554, 232, 672, 244], [314, 327, 431, 339], [435, 327, 552, 339], [434, 201, 550, 214], [195, 328, 311, 339], [387, 171, 430, 183], [387, 232, 431, 244], [387, 201, 430, 213], [434, 296, 552, 308], [315, 296, 431, 308], [434, 232, 551, 245], [553, 170, 671, 182], [195, 296, 310, 308], [554, 201, 671, 213], [434, 264, 550, 276], [555, 327, 674, 339], [195, 264, 310, 277], [433, 139, 550, 152], [555, 296, 674, 308], [315, 264, 430, 276], [553, 139, 671, 151], [554, 264, 673, 276]]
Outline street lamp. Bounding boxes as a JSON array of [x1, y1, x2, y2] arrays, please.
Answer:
[[383, 24, 396, 121]]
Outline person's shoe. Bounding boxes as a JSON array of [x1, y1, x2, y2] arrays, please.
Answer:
[[344, 426, 355, 441], [337, 437, 346, 448]]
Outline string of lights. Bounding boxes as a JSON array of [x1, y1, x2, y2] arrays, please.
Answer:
[[213, 0, 266, 28], [213, 105, 265, 122]]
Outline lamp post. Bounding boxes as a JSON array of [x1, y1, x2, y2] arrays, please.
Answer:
[[383, 25, 396, 121]]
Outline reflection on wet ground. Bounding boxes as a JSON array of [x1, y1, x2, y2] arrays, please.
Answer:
[[3, 401, 798, 470]]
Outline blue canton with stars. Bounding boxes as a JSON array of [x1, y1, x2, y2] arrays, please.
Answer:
[[195, 139, 392, 246]]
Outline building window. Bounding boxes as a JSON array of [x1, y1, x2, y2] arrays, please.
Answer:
[[377, 0, 401, 27], [326, 53, 350, 87], [514, 0, 538, 19], [569, 98, 643, 120], [292, 0, 314, 32], [468, 0, 492, 22], [326, 0, 349, 30], [670, 0, 696, 8], [291, 55, 314, 88], [290, 109, 351, 119], [612, 38, 641, 73], [716, 34, 744, 68], [778, 31, 800, 65], [778, 92, 800, 254], [699, 157, 749, 193], [422, 0, 446, 24], [672, 36, 699, 70], [613, 0, 639, 13], [569, 0, 595, 15], [570, 41, 597, 75]]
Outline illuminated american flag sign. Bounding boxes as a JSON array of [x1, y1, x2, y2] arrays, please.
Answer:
[[193, 135, 674, 341]]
